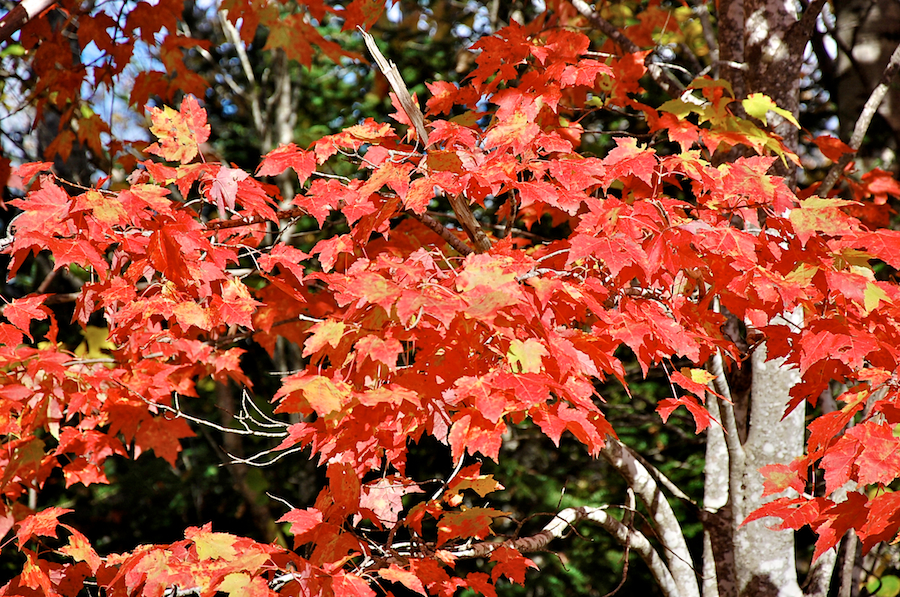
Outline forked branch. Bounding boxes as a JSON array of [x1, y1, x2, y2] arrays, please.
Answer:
[[454, 506, 680, 597]]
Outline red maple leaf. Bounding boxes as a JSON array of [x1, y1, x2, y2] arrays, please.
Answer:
[[490, 546, 537, 584], [16, 508, 73, 548], [3, 295, 50, 338], [146, 95, 210, 163], [257, 143, 317, 183]]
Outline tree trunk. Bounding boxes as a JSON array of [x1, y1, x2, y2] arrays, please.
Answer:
[[711, 2, 825, 596]]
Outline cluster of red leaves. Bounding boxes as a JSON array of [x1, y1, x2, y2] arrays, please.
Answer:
[[5, 4, 900, 597], [11, 0, 382, 185]]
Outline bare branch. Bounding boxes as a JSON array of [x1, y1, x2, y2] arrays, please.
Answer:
[[601, 438, 700, 597], [455, 506, 681, 597], [205, 207, 308, 230], [155, 393, 288, 439], [359, 27, 491, 254], [358, 27, 429, 145], [709, 298, 746, 521], [218, 11, 265, 135], [819, 40, 900, 196], [837, 530, 858, 597]]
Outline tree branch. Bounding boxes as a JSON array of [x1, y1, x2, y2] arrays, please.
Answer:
[[454, 506, 681, 597], [787, 0, 827, 58], [218, 11, 265, 136], [406, 210, 474, 256], [601, 438, 700, 597], [569, 0, 684, 98], [359, 26, 491, 254], [0, 0, 55, 45], [819, 39, 900, 196]]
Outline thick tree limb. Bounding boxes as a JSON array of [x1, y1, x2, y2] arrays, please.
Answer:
[[819, 39, 900, 196], [455, 506, 680, 597], [359, 27, 491, 254], [0, 0, 55, 45], [601, 438, 700, 597]]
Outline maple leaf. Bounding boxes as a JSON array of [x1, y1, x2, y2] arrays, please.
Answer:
[[490, 546, 537, 584], [860, 492, 900, 552], [217, 279, 262, 329], [357, 477, 422, 528], [670, 367, 716, 398], [847, 423, 900, 487], [789, 197, 859, 247], [257, 143, 317, 183], [813, 134, 854, 162], [146, 95, 210, 163], [15, 161, 55, 184], [354, 334, 403, 371], [798, 328, 877, 375], [742, 93, 800, 128], [861, 168, 900, 204], [275, 373, 352, 417], [483, 110, 540, 154], [186, 523, 239, 560], [332, 571, 376, 597], [379, 564, 427, 596], [3, 295, 50, 339], [312, 234, 356, 272], [8, 177, 71, 237], [74, 189, 128, 227], [447, 411, 505, 461], [743, 496, 820, 531], [16, 508, 73, 548], [447, 464, 504, 498], [328, 461, 362, 516], [265, 15, 355, 68], [257, 244, 309, 282], [601, 137, 657, 188], [278, 508, 324, 538], [437, 507, 505, 546], [820, 434, 861, 494], [218, 573, 272, 597], [759, 460, 807, 497], [134, 415, 196, 466], [811, 492, 867, 559], [59, 525, 102, 574], [465, 572, 498, 597], [506, 338, 548, 374], [210, 165, 251, 216], [303, 319, 347, 357]]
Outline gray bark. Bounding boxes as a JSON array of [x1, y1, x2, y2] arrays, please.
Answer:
[[711, 3, 829, 596], [733, 312, 805, 597]]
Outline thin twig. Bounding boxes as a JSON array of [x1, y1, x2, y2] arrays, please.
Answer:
[[206, 207, 308, 230]]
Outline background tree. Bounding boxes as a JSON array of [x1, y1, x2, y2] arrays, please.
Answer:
[[2, 2, 900, 597]]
